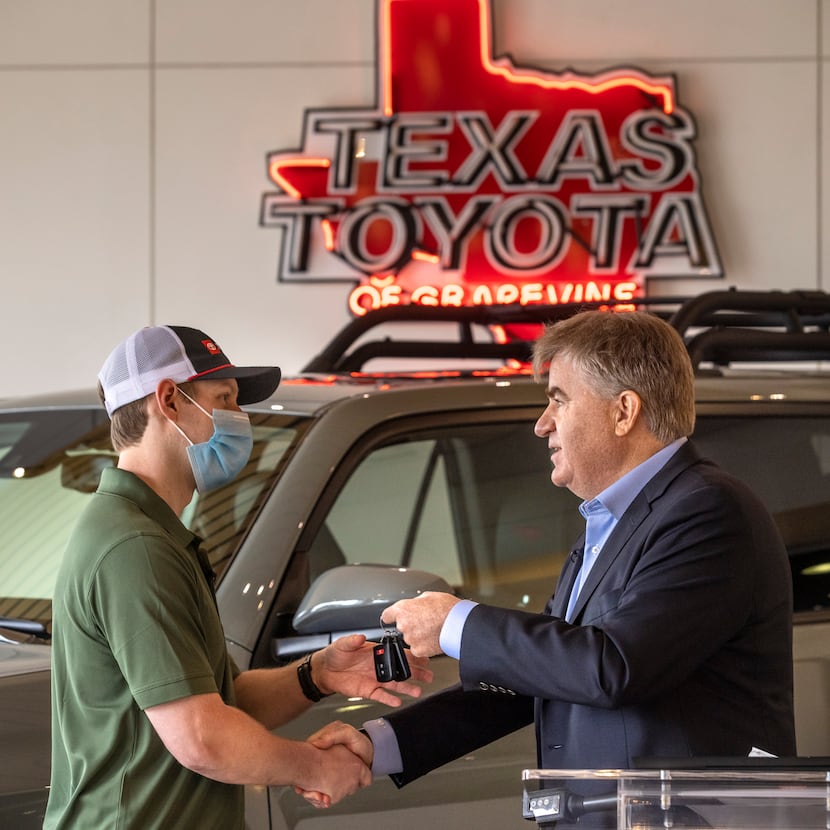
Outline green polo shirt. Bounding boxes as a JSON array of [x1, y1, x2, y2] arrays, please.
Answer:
[[45, 467, 243, 830]]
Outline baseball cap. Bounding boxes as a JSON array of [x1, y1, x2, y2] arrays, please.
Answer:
[[98, 325, 281, 416]]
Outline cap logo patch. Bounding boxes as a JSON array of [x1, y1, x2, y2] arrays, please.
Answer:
[[202, 339, 221, 355]]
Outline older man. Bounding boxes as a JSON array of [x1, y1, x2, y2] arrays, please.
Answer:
[[313, 310, 795, 797]]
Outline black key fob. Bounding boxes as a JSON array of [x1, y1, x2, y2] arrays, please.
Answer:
[[374, 629, 411, 682], [388, 633, 411, 681], [373, 638, 396, 682]]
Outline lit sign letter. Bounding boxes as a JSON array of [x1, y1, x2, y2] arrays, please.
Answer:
[[441, 284, 466, 306], [572, 194, 647, 271], [314, 117, 385, 191], [453, 111, 535, 187], [416, 195, 496, 269], [339, 198, 417, 273], [471, 284, 494, 305], [384, 114, 452, 188], [260, 199, 339, 275], [486, 195, 568, 273], [619, 109, 694, 189], [411, 285, 440, 306], [536, 111, 618, 187], [635, 193, 719, 272]]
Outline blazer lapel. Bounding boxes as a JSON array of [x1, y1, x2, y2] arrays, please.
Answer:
[[548, 538, 584, 618], [566, 442, 703, 622], [568, 504, 647, 621]]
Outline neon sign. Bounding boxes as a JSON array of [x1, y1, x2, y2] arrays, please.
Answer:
[[260, 0, 722, 316]]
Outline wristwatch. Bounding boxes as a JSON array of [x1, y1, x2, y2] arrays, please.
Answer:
[[297, 653, 332, 702]]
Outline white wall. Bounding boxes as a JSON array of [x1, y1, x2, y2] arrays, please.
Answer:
[[1, 0, 828, 397]]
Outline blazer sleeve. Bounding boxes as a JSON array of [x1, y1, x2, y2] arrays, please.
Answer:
[[382, 682, 534, 787]]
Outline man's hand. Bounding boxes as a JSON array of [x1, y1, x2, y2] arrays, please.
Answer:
[[315, 633, 433, 706], [382, 591, 461, 657], [297, 721, 374, 808], [306, 720, 374, 765]]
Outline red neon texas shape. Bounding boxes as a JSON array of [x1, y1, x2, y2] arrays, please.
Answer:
[[269, 0, 675, 199]]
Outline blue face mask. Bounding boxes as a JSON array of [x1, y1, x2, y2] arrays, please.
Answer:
[[172, 388, 253, 493]]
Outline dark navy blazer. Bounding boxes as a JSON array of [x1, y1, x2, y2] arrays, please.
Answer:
[[386, 442, 796, 784]]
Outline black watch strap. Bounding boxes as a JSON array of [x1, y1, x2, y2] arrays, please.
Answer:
[[297, 653, 332, 702]]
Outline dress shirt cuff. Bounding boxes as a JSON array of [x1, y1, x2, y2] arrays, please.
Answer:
[[439, 599, 478, 659], [363, 717, 404, 777]]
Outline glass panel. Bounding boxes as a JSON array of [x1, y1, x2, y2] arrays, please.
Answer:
[[326, 440, 445, 566], [443, 422, 581, 611], [312, 414, 830, 615], [313, 420, 582, 611], [408, 453, 463, 586], [523, 766, 830, 829]]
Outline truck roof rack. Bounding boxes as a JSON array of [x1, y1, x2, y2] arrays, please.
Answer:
[[668, 289, 830, 368], [302, 298, 681, 373], [302, 289, 830, 374]]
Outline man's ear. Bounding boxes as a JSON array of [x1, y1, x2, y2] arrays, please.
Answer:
[[154, 379, 179, 419], [614, 390, 642, 436]]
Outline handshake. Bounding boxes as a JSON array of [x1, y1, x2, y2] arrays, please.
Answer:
[[293, 591, 461, 809]]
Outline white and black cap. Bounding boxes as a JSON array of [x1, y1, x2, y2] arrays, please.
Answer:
[[98, 325, 281, 416]]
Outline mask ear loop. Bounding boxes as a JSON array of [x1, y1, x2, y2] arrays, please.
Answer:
[[169, 420, 194, 446], [170, 385, 213, 447]]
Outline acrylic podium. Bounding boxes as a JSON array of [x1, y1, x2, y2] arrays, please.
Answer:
[[522, 761, 830, 829]]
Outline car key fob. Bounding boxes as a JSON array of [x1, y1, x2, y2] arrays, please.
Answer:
[[373, 637, 396, 682], [374, 628, 411, 682], [387, 631, 411, 681]]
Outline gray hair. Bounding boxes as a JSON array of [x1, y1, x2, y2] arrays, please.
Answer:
[[532, 311, 695, 442]]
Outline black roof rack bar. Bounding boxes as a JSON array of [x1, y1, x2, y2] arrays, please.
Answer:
[[687, 328, 830, 368], [669, 289, 830, 336], [302, 297, 686, 373], [333, 340, 535, 373]]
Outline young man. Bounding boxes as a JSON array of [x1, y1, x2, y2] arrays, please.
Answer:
[[45, 324, 430, 830], [316, 310, 795, 801]]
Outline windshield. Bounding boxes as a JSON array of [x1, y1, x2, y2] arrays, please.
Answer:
[[0, 407, 308, 634]]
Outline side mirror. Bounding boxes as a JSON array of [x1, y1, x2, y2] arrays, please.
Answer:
[[292, 563, 453, 634]]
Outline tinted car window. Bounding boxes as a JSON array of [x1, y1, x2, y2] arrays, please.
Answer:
[[0, 410, 112, 627], [693, 415, 830, 613], [304, 420, 583, 613]]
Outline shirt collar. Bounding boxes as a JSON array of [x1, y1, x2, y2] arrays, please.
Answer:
[[96, 466, 199, 550], [581, 437, 687, 519]]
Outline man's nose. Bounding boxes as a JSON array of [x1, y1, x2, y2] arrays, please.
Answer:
[[534, 408, 552, 437]]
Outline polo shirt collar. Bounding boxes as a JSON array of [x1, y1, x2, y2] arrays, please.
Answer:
[[97, 466, 198, 550]]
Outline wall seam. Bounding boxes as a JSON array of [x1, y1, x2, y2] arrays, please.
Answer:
[[0, 56, 815, 71], [149, 0, 157, 323]]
